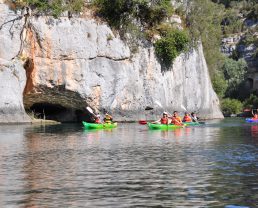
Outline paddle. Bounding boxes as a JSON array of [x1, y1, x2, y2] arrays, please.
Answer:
[[138, 106, 154, 125], [86, 106, 96, 117], [86, 106, 101, 122]]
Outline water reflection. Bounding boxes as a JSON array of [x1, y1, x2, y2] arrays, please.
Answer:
[[0, 120, 257, 207]]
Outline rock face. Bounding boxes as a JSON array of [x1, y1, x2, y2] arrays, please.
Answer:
[[0, 3, 223, 122], [0, 58, 31, 123], [0, 4, 30, 123], [221, 18, 258, 72]]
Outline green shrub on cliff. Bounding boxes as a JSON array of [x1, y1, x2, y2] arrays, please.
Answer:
[[154, 29, 189, 67], [221, 98, 243, 115], [222, 9, 243, 35], [187, 0, 224, 75], [212, 72, 228, 99], [243, 94, 258, 109], [10, 0, 84, 17], [92, 0, 173, 29], [211, 56, 248, 100], [93, 0, 192, 67]]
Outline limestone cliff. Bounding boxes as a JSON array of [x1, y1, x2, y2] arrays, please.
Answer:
[[0, 3, 223, 122], [0, 58, 30, 123]]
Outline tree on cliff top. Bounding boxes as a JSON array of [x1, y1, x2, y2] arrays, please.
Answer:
[[7, 0, 84, 17], [187, 0, 224, 76], [92, 0, 174, 30]]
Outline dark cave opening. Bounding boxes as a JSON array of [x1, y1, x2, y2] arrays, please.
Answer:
[[29, 103, 93, 123]]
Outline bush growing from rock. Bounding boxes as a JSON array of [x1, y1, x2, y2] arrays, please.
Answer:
[[9, 0, 84, 17], [154, 29, 189, 67], [221, 98, 243, 115]]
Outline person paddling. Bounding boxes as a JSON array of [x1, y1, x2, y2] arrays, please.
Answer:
[[153, 112, 169, 124], [171, 111, 183, 126], [94, 114, 101, 124], [104, 113, 113, 123], [183, 112, 192, 122], [252, 109, 258, 119], [191, 112, 199, 122]]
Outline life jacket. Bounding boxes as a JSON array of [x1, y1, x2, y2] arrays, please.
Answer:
[[172, 116, 182, 125], [104, 115, 112, 123], [161, 117, 168, 124], [183, 116, 192, 122]]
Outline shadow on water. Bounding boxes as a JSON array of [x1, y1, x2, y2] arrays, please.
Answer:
[[0, 118, 257, 207]]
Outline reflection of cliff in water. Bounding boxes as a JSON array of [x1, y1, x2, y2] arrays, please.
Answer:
[[22, 125, 86, 207]]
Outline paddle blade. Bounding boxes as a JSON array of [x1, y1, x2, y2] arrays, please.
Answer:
[[86, 106, 94, 114], [139, 120, 147, 125], [155, 100, 163, 108], [181, 105, 187, 112]]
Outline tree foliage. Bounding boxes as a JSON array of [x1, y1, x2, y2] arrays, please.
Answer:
[[10, 0, 84, 17], [222, 58, 248, 98], [187, 0, 225, 76], [221, 98, 243, 115], [243, 94, 258, 109], [154, 29, 189, 67], [92, 0, 173, 29], [212, 72, 228, 99]]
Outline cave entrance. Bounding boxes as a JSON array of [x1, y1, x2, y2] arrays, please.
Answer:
[[29, 103, 93, 123]]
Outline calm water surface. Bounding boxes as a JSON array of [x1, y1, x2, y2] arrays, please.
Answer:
[[0, 118, 257, 208]]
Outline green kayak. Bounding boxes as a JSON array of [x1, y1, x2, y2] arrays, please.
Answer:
[[82, 121, 118, 129], [147, 122, 183, 130], [183, 122, 202, 126]]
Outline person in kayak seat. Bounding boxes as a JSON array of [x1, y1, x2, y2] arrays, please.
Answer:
[[94, 114, 101, 124], [252, 109, 258, 119], [170, 111, 183, 125], [153, 112, 170, 124], [104, 113, 113, 123], [183, 112, 192, 122], [191, 112, 199, 122]]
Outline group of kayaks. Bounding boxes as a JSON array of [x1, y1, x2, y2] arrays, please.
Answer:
[[82, 117, 258, 130], [82, 121, 203, 130]]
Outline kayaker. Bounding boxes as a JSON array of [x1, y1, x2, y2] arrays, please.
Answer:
[[94, 114, 101, 124], [104, 113, 113, 123], [171, 111, 183, 125], [153, 112, 169, 124], [191, 112, 198, 122], [183, 112, 192, 122], [252, 109, 258, 119]]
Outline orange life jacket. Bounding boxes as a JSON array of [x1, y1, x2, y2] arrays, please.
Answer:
[[183, 116, 192, 122], [161, 117, 168, 124], [104, 115, 112, 123], [172, 116, 182, 125]]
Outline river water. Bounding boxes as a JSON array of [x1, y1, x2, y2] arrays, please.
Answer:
[[0, 118, 257, 208]]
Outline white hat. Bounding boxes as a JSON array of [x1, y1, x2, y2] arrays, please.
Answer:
[[163, 112, 168, 115]]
